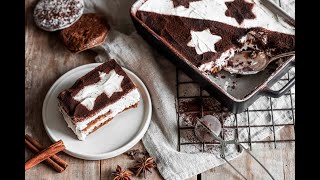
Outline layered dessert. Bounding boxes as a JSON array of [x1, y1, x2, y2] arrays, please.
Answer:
[[135, 0, 295, 75], [57, 60, 140, 140]]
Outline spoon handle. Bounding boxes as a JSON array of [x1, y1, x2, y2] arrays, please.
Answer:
[[269, 51, 295, 62]]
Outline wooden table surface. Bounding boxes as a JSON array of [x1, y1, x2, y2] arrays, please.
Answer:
[[25, 0, 294, 179]]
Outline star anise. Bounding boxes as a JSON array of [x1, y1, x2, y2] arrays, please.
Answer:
[[126, 149, 149, 160], [112, 165, 133, 180], [129, 156, 157, 179]]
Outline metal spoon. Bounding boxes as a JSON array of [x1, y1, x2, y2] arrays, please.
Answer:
[[194, 115, 222, 142], [223, 51, 295, 75]]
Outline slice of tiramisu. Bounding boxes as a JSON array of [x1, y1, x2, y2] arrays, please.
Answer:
[[57, 60, 140, 140]]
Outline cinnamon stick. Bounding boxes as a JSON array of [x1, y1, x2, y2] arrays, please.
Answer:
[[25, 134, 68, 168], [25, 140, 65, 171], [25, 138, 65, 172]]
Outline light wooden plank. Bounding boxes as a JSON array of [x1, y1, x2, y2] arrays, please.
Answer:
[[25, 0, 99, 179], [25, 153, 100, 180], [278, 126, 295, 180]]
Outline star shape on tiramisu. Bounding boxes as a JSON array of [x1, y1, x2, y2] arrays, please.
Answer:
[[225, 0, 256, 24], [171, 0, 201, 8], [73, 70, 124, 110], [187, 29, 222, 54]]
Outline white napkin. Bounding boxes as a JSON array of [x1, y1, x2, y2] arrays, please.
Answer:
[[85, 0, 295, 179]]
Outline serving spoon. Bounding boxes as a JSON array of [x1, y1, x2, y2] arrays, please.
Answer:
[[223, 51, 295, 75]]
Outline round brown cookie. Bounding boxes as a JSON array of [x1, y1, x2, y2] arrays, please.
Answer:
[[33, 0, 84, 31], [59, 13, 110, 53]]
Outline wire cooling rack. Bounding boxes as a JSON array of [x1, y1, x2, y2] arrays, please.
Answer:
[[176, 67, 295, 153]]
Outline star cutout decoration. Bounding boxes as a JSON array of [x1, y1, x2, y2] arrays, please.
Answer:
[[225, 0, 256, 24], [187, 29, 222, 55], [73, 70, 124, 111], [171, 0, 201, 8]]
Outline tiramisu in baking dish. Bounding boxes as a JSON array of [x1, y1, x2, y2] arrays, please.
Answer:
[[131, 0, 295, 113], [135, 0, 295, 75]]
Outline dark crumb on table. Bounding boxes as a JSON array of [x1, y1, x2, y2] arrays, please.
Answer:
[[231, 85, 236, 89], [221, 75, 226, 79]]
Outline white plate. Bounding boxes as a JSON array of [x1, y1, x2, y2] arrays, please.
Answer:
[[42, 63, 152, 160]]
